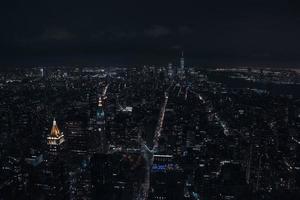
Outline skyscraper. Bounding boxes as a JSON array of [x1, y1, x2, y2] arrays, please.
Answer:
[[177, 51, 185, 78], [89, 96, 106, 154], [40, 68, 44, 77], [96, 97, 105, 123], [44, 118, 67, 199], [96, 97, 106, 152], [47, 118, 65, 158], [180, 51, 184, 70], [167, 62, 173, 78], [65, 121, 88, 157]]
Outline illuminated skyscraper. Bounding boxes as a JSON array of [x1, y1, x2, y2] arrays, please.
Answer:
[[96, 97, 106, 152], [40, 68, 44, 77], [44, 118, 67, 199], [177, 51, 185, 78], [47, 118, 65, 158], [180, 51, 184, 70], [168, 62, 173, 78], [96, 97, 105, 122], [89, 96, 107, 154]]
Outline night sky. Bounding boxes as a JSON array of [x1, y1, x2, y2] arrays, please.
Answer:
[[1, 0, 300, 66]]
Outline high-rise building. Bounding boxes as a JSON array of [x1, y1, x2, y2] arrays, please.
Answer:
[[177, 51, 185, 78], [40, 68, 44, 77], [65, 121, 88, 157], [167, 62, 173, 78], [90, 152, 145, 200], [89, 96, 106, 154], [96, 97, 106, 151], [96, 97, 105, 123], [44, 118, 67, 199], [47, 118, 65, 158], [180, 51, 184, 70], [150, 155, 184, 200]]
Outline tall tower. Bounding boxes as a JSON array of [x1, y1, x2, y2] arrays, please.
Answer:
[[45, 118, 67, 199], [40, 68, 44, 77], [168, 62, 173, 78], [96, 97, 105, 122], [95, 97, 106, 152], [47, 118, 65, 158], [180, 51, 185, 70]]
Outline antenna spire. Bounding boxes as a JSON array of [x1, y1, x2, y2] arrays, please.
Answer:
[[50, 118, 61, 137]]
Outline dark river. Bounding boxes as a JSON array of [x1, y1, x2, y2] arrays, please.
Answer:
[[209, 75, 300, 98]]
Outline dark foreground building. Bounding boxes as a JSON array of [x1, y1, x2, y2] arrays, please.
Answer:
[[90, 152, 146, 200]]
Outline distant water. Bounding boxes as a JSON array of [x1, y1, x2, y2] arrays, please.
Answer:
[[209, 76, 300, 98]]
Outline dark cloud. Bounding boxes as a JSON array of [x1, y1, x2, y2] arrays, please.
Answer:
[[144, 25, 171, 38], [1, 0, 300, 66], [178, 26, 193, 35], [41, 28, 76, 41]]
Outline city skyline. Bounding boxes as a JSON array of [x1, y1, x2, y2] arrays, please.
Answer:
[[1, 1, 300, 200]]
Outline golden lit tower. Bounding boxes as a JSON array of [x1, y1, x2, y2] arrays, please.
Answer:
[[45, 118, 67, 199], [47, 118, 65, 157]]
